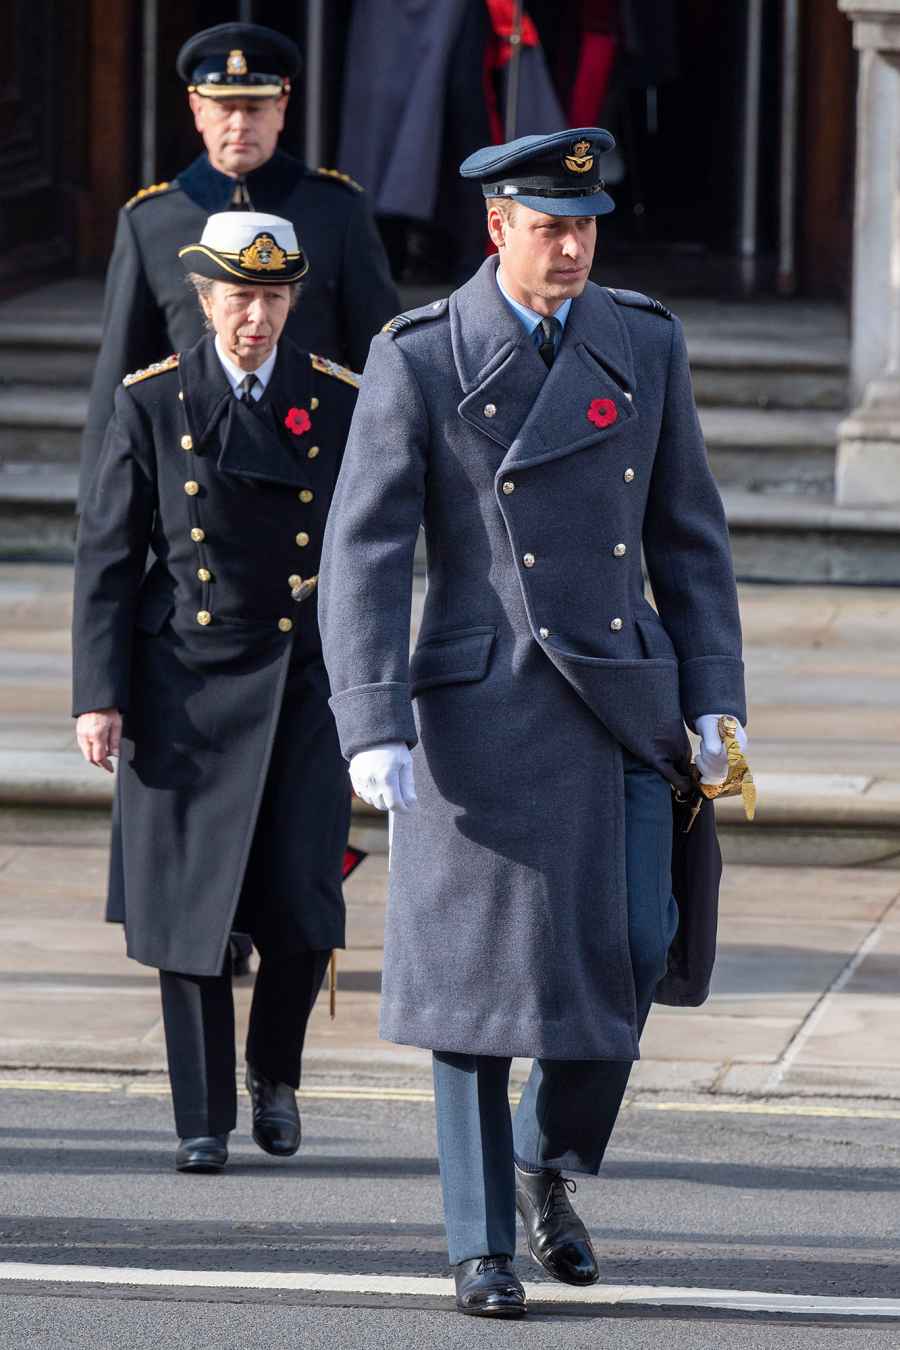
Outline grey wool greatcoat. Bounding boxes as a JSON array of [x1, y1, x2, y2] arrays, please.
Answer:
[[72, 333, 357, 976], [318, 257, 746, 1062]]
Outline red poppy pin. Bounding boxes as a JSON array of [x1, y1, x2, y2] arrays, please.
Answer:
[[284, 406, 311, 436], [587, 398, 617, 429]]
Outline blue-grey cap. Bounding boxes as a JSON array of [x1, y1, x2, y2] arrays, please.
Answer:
[[460, 127, 615, 217]]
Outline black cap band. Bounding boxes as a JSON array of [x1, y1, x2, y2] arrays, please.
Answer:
[[482, 180, 607, 200]]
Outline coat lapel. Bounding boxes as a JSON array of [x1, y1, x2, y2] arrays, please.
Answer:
[[181, 337, 315, 490], [451, 261, 639, 470]]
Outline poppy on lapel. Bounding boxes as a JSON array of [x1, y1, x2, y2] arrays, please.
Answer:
[[587, 398, 617, 429]]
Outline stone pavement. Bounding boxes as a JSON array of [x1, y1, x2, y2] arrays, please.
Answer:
[[1, 565, 900, 1099]]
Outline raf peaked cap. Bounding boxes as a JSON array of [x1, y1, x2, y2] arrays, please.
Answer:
[[460, 127, 615, 217], [178, 212, 309, 284], [177, 23, 301, 98]]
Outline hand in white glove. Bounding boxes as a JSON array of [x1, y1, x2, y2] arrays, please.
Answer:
[[350, 741, 417, 813], [695, 714, 748, 785]]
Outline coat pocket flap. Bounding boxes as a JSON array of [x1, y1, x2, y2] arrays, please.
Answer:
[[409, 625, 496, 696]]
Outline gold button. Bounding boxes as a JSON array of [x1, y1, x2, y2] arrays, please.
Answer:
[[196, 610, 211, 626], [299, 489, 314, 503], [613, 543, 627, 558], [502, 480, 515, 495], [296, 532, 310, 547], [610, 617, 623, 632], [190, 527, 205, 543], [310, 397, 319, 411], [197, 567, 211, 582], [288, 574, 302, 588], [523, 552, 535, 568], [184, 480, 199, 496], [307, 445, 320, 459], [539, 626, 550, 639], [180, 434, 193, 450], [278, 617, 293, 633], [623, 468, 635, 483], [484, 403, 497, 418]]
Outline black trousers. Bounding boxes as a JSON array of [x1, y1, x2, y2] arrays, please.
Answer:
[[159, 947, 331, 1137]]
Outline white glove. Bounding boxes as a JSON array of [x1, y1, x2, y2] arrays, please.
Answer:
[[695, 714, 748, 785], [350, 741, 417, 813]]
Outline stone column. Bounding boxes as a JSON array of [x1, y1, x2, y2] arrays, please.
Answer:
[[836, 1, 900, 505]]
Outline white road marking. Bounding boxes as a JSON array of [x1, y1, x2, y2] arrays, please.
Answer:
[[0, 1263, 897, 1317]]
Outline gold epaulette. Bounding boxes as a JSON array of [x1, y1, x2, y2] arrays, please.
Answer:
[[123, 354, 180, 386], [310, 352, 361, 389], [124, 181, 173, 210], [314, 166, 364, 193]]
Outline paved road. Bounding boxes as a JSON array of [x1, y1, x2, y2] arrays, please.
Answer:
[[1, 1078, 899, 1348]]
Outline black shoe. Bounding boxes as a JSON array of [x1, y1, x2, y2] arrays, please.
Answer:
[[175, 1134, 228, 1173], [245, 1064, 301, 1156], [515, 1163, 599, 1285], [454, 1256, 527, 1318]]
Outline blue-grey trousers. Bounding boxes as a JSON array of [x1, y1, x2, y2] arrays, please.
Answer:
[[433, 753, 678, 1264]]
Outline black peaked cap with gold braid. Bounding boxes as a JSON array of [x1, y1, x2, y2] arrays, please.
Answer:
[[179, 211, 308, 285], [177, 22, 300, 99]]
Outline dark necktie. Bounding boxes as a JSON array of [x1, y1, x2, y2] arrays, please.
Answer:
[[537, 315, 562, 369], [238, 373, 258, 405]]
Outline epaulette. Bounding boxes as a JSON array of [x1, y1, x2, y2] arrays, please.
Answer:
[[124, 181, 174, 211], [310, 352, 361, 389], [606, 288, 674, 321], [314, 166, 364, 193], [123, 354, 180, 386], [381, 297, 449, 336]]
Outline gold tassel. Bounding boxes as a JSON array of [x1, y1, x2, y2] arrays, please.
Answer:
[[697, 715, 757, 822], [329, 950, 337, 1020]]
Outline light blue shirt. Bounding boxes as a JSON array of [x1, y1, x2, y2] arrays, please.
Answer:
[[496, 270, 572, 347]]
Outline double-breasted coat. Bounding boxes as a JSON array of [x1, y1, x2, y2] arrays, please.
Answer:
[[80, 150, 398, 506], [318, 257, 746, 1061], [73, 333, 357, 976]]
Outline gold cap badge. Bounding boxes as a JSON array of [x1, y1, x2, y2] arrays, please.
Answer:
[[226, 50, 248, 76], [564, 139, 594, 175], [238, 233, 287, 272]]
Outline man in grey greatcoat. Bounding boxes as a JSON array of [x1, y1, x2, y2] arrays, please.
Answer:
[[318, 128, 748, 1319]]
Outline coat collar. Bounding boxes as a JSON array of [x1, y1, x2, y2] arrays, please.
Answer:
[[177, 149, 306, 213], [452, 258, 638, 470], [179, 333, 314, 488]]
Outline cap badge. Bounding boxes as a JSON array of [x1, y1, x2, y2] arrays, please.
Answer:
[[564, 139, 594, 175], [238, 233, 287, 272], [226, 50, 248, 76]]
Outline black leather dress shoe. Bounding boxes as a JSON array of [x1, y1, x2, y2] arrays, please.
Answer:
[[515, 1162, 599, 1285], [454, 1256, 527, 1318], [175, 1134, 228, 1173], [245, 1064, 301, 1156]]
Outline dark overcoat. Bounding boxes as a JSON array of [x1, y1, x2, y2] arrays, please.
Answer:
[[318, 258, 746, 1061], [80, 149, 398, 506], [73, 333, 357, 976]]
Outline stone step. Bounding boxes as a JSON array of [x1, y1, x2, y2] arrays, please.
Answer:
[[1, 749, 897, 868], [0, 386, 87, 464], [687, 338, 848, 411], [702, 407, 840, 494], [0, 319, 102, 386], [724, 490, 900, 584], [0, 464, 78, 561]]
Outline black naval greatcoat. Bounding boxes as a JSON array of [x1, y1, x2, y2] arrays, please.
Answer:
[[80, 149, 398, 506], [72, 333, 357, 976]]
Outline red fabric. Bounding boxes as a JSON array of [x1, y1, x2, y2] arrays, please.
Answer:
[[485, 0, 539, 55], [587, 397, 617, 428], [568, 31, 617, 126], [342, 845, 367, 880]]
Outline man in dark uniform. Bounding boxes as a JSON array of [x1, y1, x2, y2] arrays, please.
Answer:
[[73, 212, 358, 1173], [80, 21, 398, 507], [319, 130, 748, 1316]]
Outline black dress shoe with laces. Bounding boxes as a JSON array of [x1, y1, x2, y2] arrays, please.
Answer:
[[515, 1162, 599, 1285], [245, 1064, 301, 1156], [454, 1255, 527, 1318], [175, 1134, 228, 1173]]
